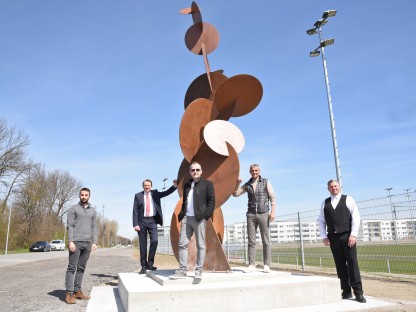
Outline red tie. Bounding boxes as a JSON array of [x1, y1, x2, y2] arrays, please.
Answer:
[[145, 193, 151, 216]]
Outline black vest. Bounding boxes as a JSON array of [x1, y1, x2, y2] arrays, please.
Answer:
[[324, 195, 352, 234], [245, 176, 269, 214]]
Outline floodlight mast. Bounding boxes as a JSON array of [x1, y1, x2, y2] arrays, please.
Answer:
[[307, 10, 343, 190]]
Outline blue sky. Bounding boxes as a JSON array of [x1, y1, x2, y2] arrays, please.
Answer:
[[1, 1, 415, 239]]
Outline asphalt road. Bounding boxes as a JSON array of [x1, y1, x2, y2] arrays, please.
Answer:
[[0, 247, 138, 312]]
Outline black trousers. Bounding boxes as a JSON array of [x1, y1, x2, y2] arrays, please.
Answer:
[[137, 218, 158, 268], [328, 232, 363, 295]]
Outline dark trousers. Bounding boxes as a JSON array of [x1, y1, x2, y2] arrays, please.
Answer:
[[138, 218, 158, 268], [328, 232, 363, 295], [65, 241, 91, 293]]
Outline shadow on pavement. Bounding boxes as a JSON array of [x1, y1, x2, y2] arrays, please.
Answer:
[[47, 289, 66, 302]]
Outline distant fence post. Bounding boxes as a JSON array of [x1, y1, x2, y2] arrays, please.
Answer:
[[243, 222, 247, 264], [298, 212, 305, 271], [225, 225, 229, 260]]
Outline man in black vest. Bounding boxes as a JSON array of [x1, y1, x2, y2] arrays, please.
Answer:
[[233, 164, 276, 273], [318, 179, 366, 303]]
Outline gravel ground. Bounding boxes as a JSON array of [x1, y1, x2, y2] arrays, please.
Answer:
[[0, 248, 415, 312], [0, 248, 139, 312]]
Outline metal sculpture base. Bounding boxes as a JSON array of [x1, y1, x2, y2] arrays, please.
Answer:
[[114, 269, 345, 312]]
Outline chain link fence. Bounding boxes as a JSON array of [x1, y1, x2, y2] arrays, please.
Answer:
[[157, 192, 416, 276]]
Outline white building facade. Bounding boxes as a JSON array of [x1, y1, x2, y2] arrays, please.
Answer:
[[223, 218, 416, 244]]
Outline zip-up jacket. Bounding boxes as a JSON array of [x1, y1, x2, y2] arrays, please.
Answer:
[[179, 178, 215, 222]]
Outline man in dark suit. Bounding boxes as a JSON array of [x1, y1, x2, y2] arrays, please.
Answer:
[[133, 179, 177, 274], [318, 179, 366, 303], [169, 161, 215, 280]]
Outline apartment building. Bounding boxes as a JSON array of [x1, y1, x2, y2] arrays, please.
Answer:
[[224, 218, 416, 243]]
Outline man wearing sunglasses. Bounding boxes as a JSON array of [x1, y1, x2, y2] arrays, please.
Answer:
[[233, 164, 276, 273], [170, 161, 215, 280]]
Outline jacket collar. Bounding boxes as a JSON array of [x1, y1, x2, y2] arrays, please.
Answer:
[[249, 175, 263, 184]]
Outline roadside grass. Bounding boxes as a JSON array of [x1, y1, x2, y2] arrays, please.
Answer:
[[1, 248, 30, 254]]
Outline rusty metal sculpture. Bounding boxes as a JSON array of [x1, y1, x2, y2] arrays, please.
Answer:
[[171, 2, 263, 272]]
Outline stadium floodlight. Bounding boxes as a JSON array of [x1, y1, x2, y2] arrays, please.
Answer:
[[309, 50, 320, 57], [306, 11, 342, 189], [322, 10, 337, 19], [306, 28, 317, 35], [321, 38, 334, 47]]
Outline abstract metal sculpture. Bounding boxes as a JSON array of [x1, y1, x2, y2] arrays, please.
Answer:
[[171, 2, 263, 272]]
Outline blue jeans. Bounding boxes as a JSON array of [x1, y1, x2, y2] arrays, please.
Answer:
[[65, 241, 91, 293]]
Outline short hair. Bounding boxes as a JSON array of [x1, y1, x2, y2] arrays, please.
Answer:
[[142, 179, 153, 187], [327, 179, 339, 187], [189, 161, 202, 169], [249, 164, 260, 171], [80, 187, 90, 195]]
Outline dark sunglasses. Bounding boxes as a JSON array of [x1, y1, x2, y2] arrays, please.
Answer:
[[191, 168, 201, 172]]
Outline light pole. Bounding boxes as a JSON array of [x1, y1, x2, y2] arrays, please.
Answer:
[[307, 10, 343, 189], [162, 178, 168, 230], [404, 188, 415, 240], [102, 205, 105, 248], [162, 178, 168, 253], [385, 187, 397, 243], [5, 200, 13, 255]]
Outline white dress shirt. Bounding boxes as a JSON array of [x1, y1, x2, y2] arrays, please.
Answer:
[[186, 182, 195, 217]]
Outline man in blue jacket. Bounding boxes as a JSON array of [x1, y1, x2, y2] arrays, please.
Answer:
[[133, 178, 177, 274], [170, 161, 215, 280]]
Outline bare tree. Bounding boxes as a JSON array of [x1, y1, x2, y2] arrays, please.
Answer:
[[11, 164, 81, 244], [54, 170, 82, 219], [96, 213, 120, 247], [0, 119, 30, 214]]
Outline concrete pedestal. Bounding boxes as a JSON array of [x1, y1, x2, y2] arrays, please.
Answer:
[[118, 268, 340, 312]]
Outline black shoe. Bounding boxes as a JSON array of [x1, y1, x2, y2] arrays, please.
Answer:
[[342, 292, 352, 299], [355, 294, 367, 303], [139, 267, 146, 274], [146, 265, 157, 271]]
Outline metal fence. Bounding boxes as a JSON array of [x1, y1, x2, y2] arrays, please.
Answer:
[[157, 191, 416, 276]]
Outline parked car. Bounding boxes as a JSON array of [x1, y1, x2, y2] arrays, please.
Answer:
[[50, 239, 65, 251], [29, 241, 51, 252]]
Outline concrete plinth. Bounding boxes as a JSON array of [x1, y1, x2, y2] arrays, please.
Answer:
[[118, 268, 341, 312]]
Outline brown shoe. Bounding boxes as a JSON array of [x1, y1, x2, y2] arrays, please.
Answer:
[[65, 293, 76, 304], [74, 290, 91, 300]]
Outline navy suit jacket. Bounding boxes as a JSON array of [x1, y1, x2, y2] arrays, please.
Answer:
[[132, 185, 176, 227]]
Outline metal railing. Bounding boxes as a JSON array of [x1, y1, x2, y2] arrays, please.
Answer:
[[157, 192, 416, 275]]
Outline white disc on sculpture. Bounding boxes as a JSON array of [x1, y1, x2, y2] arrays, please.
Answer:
[[203, 120, 245, 156]]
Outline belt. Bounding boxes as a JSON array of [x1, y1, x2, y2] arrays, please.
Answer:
[[143, 216, 155, 219]]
